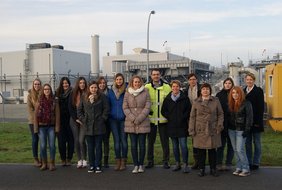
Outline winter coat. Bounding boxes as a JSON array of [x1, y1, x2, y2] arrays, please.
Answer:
[[145, 79, 171, 125], [161, 91, 192, 138], [188, 96, 224, 149], [108, 87, 126, 121], [27, 89, 39, 124], [77, 93, 109, 136], [58, 88, 72, 127], [123, 88, 151, 134], [228, 100, 253, 132], [243, 85, 265, 133], [216, 89, 230, 131]]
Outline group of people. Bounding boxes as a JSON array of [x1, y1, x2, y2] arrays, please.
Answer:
[[27, 69, 264, 177]]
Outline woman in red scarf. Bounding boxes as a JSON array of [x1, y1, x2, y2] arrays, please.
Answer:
[[34, 84, 60, 171]]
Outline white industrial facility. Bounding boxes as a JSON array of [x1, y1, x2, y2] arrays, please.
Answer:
[[1, 35, 213, 103], [0, 43, 90, 103]]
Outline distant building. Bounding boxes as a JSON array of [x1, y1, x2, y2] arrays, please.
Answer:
[[0, 43, 90, 102], [102, 41, 212, 83]]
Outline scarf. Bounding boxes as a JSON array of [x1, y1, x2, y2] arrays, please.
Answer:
[[37, 96, 54, 123], [171, 93, 180, 102], [112, 83, 126, 99], [128, 86, 144, 96]]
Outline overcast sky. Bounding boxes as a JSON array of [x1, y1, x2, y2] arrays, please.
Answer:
[[1, 0, 282, 67]]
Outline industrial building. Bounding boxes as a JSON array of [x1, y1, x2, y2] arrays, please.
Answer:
[[103, 40, 212, 84], [1, 35, 213, 103], [0, 43, 90, 103]]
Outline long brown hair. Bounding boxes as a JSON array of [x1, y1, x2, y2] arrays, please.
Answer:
[[71, 77, 87, 106], [228, 86, 245, 112]]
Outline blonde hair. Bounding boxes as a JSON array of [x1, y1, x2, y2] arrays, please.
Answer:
[[245, 72, 256, 81]]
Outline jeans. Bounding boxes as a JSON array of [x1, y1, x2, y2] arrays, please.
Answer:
[[86, 135, 103, 168], [29, 124, 40, 158], [228, 129, 250, 172], [198, 148, 216, 170], [147, 123, 170, 163], [129, 133, 146, 166], [110, 119, 128, 159], [58, 122, 74, 161], [246, 132, 261, 166], [38, 125, 56, 160], [216, 130, 234, 166], [171, 137, 188, 164], [70, 118, 86, 161]]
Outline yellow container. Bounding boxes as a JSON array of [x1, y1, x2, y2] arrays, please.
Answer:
[[265, 63, 282, 131]]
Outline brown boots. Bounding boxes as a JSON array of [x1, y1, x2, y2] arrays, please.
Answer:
[[34, 158, 42, 167], [120, 158, 127, 171], [40, 160, 47, 171], [114, 159, 121, 171], [49, 160, 56, 171], [40, 159, 56, 171], [115, 158, 127, 171]]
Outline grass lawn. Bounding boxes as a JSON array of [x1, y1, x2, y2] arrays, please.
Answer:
[[0, 122, 282, 166]]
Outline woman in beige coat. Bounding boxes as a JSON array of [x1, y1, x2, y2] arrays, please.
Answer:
[[189, 83, 224, 177], [27, 78, 42, 167], [123, 75, 151, 174]]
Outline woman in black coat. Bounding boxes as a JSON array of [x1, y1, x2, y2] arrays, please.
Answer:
[[243, 73, 264, 170], [216, 77, 234, 171], [162, 80, 192, 173]]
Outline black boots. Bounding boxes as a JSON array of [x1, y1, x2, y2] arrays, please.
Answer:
[[191, 155, 199, 170], [210, 169, 219, 177], [145, 161, 154, 169]]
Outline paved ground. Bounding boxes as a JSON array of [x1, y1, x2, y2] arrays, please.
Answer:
[[0, 164, 282, 190]]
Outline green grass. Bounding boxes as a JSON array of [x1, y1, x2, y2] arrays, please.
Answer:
[[0, 122, 282, 166]]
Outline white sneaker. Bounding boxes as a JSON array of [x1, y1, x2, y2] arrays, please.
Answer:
[[82, 160, 87, 168], [239, 171, 250, 177], [77, 160, 83, 168], [232, 169, 242, 176], [138, 165, 144, 173], [132, 166, 139, 174]]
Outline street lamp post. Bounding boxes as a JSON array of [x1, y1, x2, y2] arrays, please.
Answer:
[[146, 10, 155, 83]]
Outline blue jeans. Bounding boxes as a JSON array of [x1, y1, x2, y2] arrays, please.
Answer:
[[246, 132, 261, 166], [29, 124, 40, 158], [217, 130, 234, 166], [38, 125, 56, 160], [171, 137, 188, 164], [228, 129, 249, 172], [86, 135, 103, 168], [129, 133, 146, 166], [110, 119, 128, 159]]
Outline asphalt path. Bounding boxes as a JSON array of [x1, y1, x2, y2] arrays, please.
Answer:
[[0, 164, 282, 190]]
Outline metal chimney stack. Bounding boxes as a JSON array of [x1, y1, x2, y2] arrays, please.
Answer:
[[91, 35, 100, 75]]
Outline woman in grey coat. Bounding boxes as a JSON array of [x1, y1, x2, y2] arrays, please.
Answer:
[[123, 75, 151, 174], [188, 83, 224, 177], [77, 80, 109, 173]]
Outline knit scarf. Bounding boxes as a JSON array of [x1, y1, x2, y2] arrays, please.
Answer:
[[128, 86, 144, 96], [112, 83, 126, 99], [37, 96, 54, 124]]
